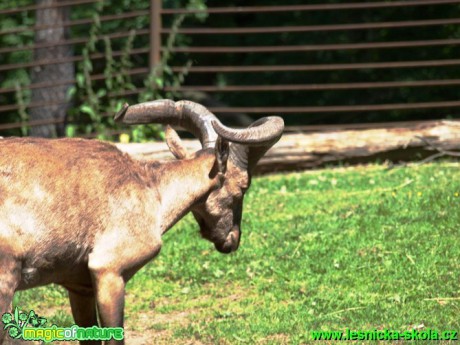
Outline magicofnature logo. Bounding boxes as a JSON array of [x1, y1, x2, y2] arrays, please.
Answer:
[[2, 307, 47, 339], [2, 307, 123, 342]]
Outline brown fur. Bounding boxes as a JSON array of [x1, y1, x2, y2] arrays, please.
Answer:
[[0, 137, 226, 345]]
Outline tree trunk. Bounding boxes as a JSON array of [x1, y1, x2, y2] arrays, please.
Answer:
[[29, 0, 74, 137], [115, 120, 460, 174]]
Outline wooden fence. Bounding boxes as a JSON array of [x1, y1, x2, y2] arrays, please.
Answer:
[[0, 0, 460, 137]]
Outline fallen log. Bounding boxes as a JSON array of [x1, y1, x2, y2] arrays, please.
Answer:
[[116, 120, 460, 174]]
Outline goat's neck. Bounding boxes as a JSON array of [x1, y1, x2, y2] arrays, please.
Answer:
[[144, 154, 216, 234]]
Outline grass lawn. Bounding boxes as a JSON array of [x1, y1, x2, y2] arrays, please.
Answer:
[[15, 162, 460, 344]]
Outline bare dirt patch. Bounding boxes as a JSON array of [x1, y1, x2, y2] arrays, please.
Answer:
[[124, 308, 207, 345], [13, 288, 248, 344]]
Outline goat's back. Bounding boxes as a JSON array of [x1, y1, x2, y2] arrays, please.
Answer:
[[0, 137, 149, 265]]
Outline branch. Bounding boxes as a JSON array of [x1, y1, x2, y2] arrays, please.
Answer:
[[414, 135, 460, 165]]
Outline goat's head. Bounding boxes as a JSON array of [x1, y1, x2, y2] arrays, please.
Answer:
[[115, 100, 284, 254]]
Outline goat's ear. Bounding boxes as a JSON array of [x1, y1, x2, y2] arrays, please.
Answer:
[[215, 137, 229, 174], [166, 125, 190, 160]]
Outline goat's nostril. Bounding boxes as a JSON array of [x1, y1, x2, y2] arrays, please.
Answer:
[[214, 228, 240, 254], [232, 229, 241, 251], [229, 233, 236, 250], [227, 228, 241, 251]]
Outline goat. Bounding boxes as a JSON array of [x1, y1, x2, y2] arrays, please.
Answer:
[[0, 99, 284, 345]]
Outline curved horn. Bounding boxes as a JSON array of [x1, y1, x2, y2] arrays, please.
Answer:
[[115, 99, 219, 148], [218, 117, 284, 173], [211, 116, 284, 146]]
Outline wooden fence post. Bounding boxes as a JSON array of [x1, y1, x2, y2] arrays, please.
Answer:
[[150, 0, 162, 71]]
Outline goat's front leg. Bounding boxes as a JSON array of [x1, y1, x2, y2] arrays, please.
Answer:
[[90, 269, 125, 345]]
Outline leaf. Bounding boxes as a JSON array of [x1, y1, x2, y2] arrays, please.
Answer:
[[83, 57, 93, 73], [115, 101, 125, 113], [92, 13, 101, 28], [66, 86, 76, 100], [154, 77, 164, 88], [80, 105, 97, 121], [66, 125, 76, 138], [105, 78, 113, 90], [76, 73, 85, 88], [163, 65, 172, 75], [96, 89, 107, 98]]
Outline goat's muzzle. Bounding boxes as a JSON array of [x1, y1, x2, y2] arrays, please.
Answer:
[[215, 226, 241, 254]]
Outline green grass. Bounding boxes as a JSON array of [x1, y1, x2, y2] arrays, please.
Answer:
[[16, 162, 460, 344]]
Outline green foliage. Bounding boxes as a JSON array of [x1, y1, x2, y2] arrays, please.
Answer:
[[66, 1, 203, 142], [14, 83, 29, 136], [15, 162, 460, 344], [67, 12, 137, 140]]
